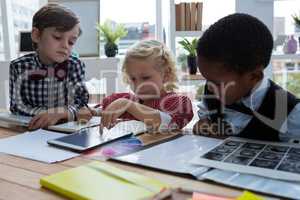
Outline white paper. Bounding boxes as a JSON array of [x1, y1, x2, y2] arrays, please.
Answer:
[[0, 129, 80, 163], [201, 169, 300, 200], [48, 116, 101, 133], [191, 137, 300, 182], [116, 135, 221, 177]]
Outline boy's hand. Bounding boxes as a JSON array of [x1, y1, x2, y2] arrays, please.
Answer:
[[28, 112, 67, 130], [101, 98, 130, 129], [28, 107, 69, 130], [77, 107, 95, 124]]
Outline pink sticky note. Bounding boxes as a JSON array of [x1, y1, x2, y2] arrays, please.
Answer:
[[192, 192, 234, 200]]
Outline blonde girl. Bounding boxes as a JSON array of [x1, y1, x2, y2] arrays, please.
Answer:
[[78, 40, 193, 130]]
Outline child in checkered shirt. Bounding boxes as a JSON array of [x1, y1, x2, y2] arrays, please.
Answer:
[[9, 4, 89, 130], [78, 40, 193, 131]]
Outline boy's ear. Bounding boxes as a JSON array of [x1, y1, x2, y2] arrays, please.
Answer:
[[249, 67, 264, 83], [31, 27, 41, 43]]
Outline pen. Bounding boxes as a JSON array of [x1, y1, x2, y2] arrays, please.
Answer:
[[86, 103, 103, 136], [83, 102, 93, 113], [96, 108, 103, 136], [82, 102, 103, 135], [99, 124, 103, 136], [77, 102, 93, 124]]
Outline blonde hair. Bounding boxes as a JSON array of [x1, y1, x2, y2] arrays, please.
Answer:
[[122, 40, 178, 92]]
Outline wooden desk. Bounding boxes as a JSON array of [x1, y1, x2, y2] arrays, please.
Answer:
[[0, 127, 279, 200]]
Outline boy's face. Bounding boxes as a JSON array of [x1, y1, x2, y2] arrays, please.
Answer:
[[198, 56, 262, 105], [31, 24, 80, 64]]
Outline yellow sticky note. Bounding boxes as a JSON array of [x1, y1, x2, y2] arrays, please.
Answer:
[[236, 191, 265, 200]]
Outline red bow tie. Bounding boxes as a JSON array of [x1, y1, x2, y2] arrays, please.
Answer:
[[28, 61, 68, 81]]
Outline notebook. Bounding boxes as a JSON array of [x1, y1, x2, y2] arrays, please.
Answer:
[[48, 116, 101, 133], [40, 161, 168, 200], [0, 112, 31, 126], [0, 112, 147, 134], [0, 112, 101, 133]]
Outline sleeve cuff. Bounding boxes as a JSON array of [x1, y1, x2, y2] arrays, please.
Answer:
[[67, 105, 77, 121], [30, 107, 47, 116], [94, 107, 102, 116], [158, 111, 172, 131], [197, 101, 212, 120]]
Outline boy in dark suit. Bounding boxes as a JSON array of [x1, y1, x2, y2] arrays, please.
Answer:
[[193, 13, 300, 142]]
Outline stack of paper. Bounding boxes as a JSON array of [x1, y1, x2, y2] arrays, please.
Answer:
[[0, 112, 101, 133], [0, 112, 147, 134], [40, 161, 168, 200], [0, 112, 31, 126]]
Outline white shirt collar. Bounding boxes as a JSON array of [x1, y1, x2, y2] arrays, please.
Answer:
[[240, 75, 270, 111]]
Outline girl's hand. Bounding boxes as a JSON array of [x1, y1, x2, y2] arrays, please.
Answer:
[[101, 98, 131, 128], [77, 107, 94, 123]]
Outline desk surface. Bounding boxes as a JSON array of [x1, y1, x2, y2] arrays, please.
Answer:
[[0, 127, 279, 200]]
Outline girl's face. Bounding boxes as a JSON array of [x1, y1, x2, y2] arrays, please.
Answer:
[[126, 58, 167, 100], [31, 24, 80, 65]]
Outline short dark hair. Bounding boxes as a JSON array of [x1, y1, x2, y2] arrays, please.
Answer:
[[197, 13, 273, 74], [32, 4, 81, 49]]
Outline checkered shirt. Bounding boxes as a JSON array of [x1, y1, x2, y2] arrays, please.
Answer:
[[9, 53, 89, 120]]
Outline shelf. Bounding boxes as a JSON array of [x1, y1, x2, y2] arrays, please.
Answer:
[[181, 74, 205, 81], [178, 73, 206, 86], [175, 31, 203, 38], [273, 70, 300, 74], [271, 53, 300, 60]]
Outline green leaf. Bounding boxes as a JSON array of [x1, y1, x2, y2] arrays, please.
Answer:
[[292, 13, 300, 26], [96, 19, 128, 44], [178, 37, 198, 57]]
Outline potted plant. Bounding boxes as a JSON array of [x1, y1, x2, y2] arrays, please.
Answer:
[[96, 20, 128, 57], [178, 38, 198, 74], [292, 12, 300, 32]]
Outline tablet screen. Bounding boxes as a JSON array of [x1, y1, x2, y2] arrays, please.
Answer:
[[48, 127, 132, 151]]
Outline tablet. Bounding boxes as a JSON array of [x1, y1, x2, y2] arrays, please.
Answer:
[[47, 127, 133, 152]]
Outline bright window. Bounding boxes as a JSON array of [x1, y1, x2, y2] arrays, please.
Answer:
[[12, 0, 39, 54], [0, 2, 4, 60], [272, 0, 300, 97], [100, 0, 156, 56]]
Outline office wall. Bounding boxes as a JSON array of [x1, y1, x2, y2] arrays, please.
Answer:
[[50, 0, 100, 57]]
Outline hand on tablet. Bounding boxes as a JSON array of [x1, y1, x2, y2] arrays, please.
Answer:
[[101, 98, 129, 129], [77, 107, 94, 124], [28, 112, 67, 130]]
